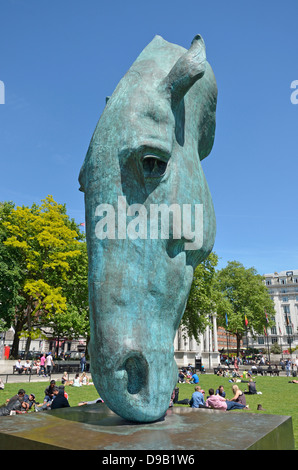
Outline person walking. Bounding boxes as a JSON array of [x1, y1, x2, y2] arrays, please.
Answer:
[[80, 353, 86, 373], [45, 353, 54, 377], [39, 353, 46, 376], [286, 359, 291, 377]]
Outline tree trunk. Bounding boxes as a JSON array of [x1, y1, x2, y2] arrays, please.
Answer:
[[25, 336, 32, 358], [10, 317, 24, 358], [24, 304, 32, 358], [236, 333, 242, 357]]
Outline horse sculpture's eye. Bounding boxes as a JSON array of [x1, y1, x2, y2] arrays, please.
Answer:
[[142, 155, 168, 178]]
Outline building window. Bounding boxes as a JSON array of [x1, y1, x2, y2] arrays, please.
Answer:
[[280, 279, 286, 285], [283, 305, 290, 314], [281, 289, 288, 293], [258, 337, 265, 345], [271, 326, 277, 335], [266, 280, 272, 286], [271, 337, 278, 344], [282, 297, 289, 302]]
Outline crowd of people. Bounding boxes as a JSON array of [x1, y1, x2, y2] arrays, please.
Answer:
[[171, 361, 267, 412], [219, 354, 298, 378], [14, 353, 55, 377], [13, 352, 88, 377]]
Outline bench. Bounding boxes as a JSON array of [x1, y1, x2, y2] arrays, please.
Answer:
[[52, 363, 81, 374], [13, 366, 38, 375], [213, 367, 233, 375], [52, 362, 90, 373], [252, 366, 281, 376]]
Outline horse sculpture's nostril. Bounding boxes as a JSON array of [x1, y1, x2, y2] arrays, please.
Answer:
[[123, 353, 148, 395]]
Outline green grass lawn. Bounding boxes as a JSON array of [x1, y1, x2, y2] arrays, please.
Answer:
[[175, 374, 298, 449], [1, 375, 298, 449]]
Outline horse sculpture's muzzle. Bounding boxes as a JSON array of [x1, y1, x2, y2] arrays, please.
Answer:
[[87, 235, 194, 422]]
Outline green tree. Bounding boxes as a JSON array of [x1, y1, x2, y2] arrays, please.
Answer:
[[215, 261, 275, 355], [0, 201, 25, 331], [1, 195, 84, 357], [181, 252, 230, 341], [45, 241, 90, 355]]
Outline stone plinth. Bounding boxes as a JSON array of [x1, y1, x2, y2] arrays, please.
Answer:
[[0, 404, 294, 451]]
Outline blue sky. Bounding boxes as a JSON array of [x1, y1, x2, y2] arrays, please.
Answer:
[[0, 0, 297, 275]]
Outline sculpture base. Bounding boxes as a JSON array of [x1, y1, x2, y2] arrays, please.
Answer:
[[0, 404, 294, 451]]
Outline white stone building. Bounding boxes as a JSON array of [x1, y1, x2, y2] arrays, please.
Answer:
[[248, 270, 298, 352], [174, 313, 220, 369]]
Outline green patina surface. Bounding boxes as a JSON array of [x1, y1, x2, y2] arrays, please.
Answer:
[[79, 34, 217, 423]]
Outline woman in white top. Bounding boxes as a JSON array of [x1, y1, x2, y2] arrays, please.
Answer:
[[80, 372, 89, 385], [72, 373, 82, 387]]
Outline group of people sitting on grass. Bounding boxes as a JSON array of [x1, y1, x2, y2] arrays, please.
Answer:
[[188, 384, 250, 411], [171, 376, 263, 412], [61, 371, 93, 386], [189, 381, 263, 411], [0, 372, 98, 417], [178, 367, 200, 384], [0, 382, 71, 416], [0, 388, 37, 416]]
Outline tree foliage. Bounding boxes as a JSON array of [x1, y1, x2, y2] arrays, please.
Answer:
[[0, 201, 25, 330], [181, 257, 275, 355], [181, 252, 229, 341], [0, 196, 89, 357], [215, 261, 275, 354]]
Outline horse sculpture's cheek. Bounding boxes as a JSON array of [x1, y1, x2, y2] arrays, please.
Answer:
[[80, 34, 217, 423]]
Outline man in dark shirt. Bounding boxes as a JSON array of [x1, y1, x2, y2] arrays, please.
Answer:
[[44, 380, 56, 399], [51, 386, 70, 410], [244, 379, 257, 394]]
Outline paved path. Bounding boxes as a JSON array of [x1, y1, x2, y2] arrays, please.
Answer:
[[0, 373, 75, 385]]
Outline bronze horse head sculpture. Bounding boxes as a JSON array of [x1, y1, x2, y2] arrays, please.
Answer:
[[79, 34, 217, 422]]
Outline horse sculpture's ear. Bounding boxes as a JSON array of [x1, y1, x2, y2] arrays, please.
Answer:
[[160, 34, 206, 108]]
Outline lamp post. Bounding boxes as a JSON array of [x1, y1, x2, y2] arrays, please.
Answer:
[[285, 312, 292, 355], [266, 326, 271, 363]]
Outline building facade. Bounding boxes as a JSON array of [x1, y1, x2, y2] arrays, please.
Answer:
[[248, 270, 298, 353], [174, 313, 220, 368]]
